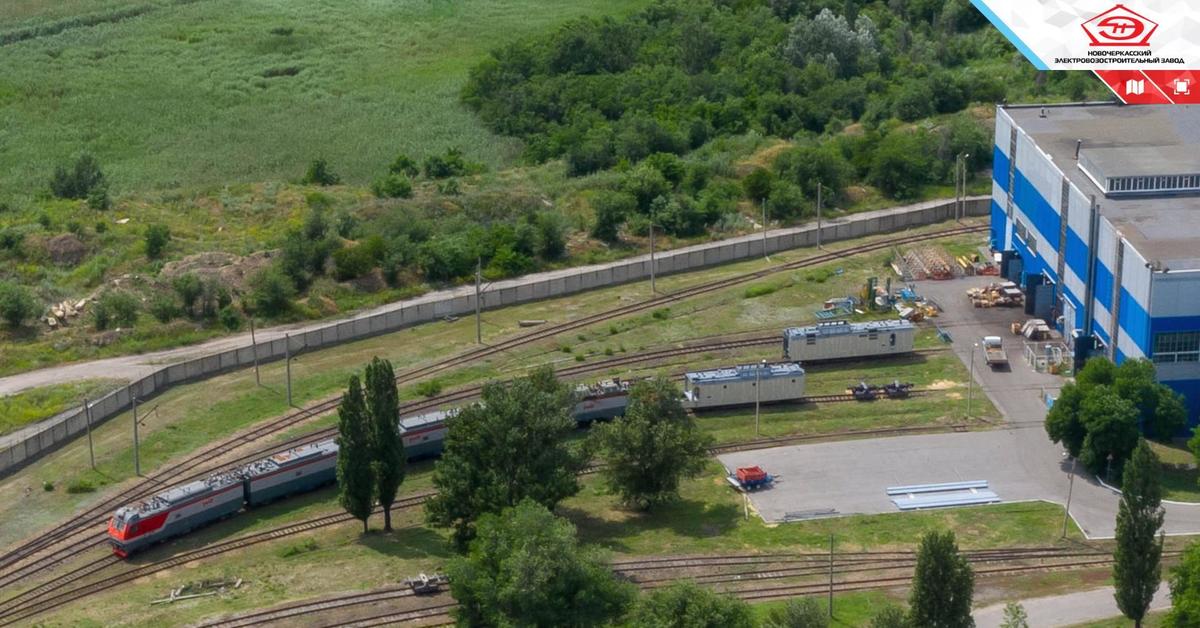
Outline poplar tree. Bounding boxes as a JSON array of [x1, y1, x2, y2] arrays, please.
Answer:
[[908, 530, 975, 628], [336, 375, 374, 533], [1114, 440, 1165, 628], [365, 357, 405, 531]]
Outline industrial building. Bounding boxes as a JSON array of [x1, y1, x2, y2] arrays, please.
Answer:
[[990, 103, 1200, 427]]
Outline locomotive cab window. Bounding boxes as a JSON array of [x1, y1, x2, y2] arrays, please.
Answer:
[[890, 333, 896, 346]]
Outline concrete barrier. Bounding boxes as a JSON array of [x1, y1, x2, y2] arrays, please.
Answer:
[[0, 197, 988, 477]]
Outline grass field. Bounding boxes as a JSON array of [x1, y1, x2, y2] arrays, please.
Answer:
[[0, 379, 120, 436], [0, 0, 651, 200]]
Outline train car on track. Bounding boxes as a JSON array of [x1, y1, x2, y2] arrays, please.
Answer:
[[243, 439, 338, 506], [783, 319, 914, 362], [108, 473, 245, 557], [572, 379, 632, 424], [400, 410, 453, 460], [682, 361, 806, 410]]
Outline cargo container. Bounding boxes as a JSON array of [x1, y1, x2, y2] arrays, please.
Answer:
[[783, 319, 915, 362], [683, 361, 805, 409]]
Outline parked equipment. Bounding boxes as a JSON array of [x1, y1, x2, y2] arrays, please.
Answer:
[[573, 379, 633, 424], [783, 319, 915, 363], [967, 282, 1024, 308], [983, 336, 1009, 369], [850, 381, 877, 401], [682, 362, 805, 410], [404, 573, 450, 595], [731, 466, 774, 491]]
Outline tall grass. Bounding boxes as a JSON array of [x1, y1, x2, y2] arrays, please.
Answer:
[[0, 0, 651, 202], [0, 379, 121, 436]]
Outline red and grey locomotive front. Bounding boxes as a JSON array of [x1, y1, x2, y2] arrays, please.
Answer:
[[107, 474, 243, 557]]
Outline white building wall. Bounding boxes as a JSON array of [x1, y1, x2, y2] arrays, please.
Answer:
[[996, 109, 1014, 158], [1150, 272, 1200, 318]]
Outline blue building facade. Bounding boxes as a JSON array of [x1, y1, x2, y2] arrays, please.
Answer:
[[990, 104, 1200, 428]]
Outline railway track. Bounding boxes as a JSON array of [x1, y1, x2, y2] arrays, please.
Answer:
[[0, 224, 983, 607], [0, 493, 436, 626], [194, 545, 1134, 627]]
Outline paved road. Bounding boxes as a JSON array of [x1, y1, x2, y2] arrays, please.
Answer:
[[719, 276, 1200, 538], [974, 584, 1171, 627]]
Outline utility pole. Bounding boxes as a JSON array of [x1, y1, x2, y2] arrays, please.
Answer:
[[249, 316, 260, 386], [475, 257, 483, 344], [816, 181, 823, 249], [755, 359, 765, 437], [285, 333, 293, 407], [1061, 453, 1077, 538], [83, 398, 95, 470], [967, 342, 977, 419], [828, 533, 835, 618], [131, 391, 140, 476], [761, 198, 769, 260], [649, 221, 656, 294]]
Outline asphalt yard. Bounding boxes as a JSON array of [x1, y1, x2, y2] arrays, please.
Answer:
[[718, 276, 1200, 538]]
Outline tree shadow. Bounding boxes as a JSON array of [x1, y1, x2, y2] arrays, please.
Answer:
[[558, 498, 741, 554], [358, 526, 454, 561]]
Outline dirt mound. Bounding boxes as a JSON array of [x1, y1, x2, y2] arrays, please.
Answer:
[[46, 234, 88, 266], [160, 250, 276, 292]]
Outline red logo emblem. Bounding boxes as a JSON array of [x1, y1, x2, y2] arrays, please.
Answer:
[[1083, 5, 1158, 47]]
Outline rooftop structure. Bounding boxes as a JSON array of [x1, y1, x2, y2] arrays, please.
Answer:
[[784, 319, 914, 340], [1001, 104, 1200, 270], [685, 362, 805, 384]]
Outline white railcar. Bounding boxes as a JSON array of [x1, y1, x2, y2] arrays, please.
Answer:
[[683, 362, 806, 410], [783, 319, 914, 362]]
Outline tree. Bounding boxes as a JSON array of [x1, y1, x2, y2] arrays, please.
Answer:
[[908, 530, 975, 628], [590, 191, 634, 243], [742, 167, 775, 204], [626, 581, 755, 628], [336, 375, 375, 533], [1000, 602, 1029, 628], [364, 357, 405, 531], [870, 606, 910, 628], [1166, 541, 1200, 627], [1079, 387, 1140, 478], [767, 180, 808, 220], [249, 265, 296, 317], [144, 224, 171, 259], [1114, 440, 1165, 628], [1115, 358, 1186, 439], [0, 281, 38, 328], [869, 129, 934, 200], [426, 366, 586, 546], [302, 158, 341, 186], [49, 153, 106, 200], [783, 9, 879, 77], [1045, 382, 1087, 458], [763, 597, 829, 628], [593, 377, 711, 511], [448, 499, 634, 627]]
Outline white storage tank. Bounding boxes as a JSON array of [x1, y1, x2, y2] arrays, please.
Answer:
[[783, 319, 915, 362], [683, 361, 806, 410]]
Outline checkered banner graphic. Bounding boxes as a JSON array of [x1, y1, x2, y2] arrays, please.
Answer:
[[971, 1, 1200, 103]]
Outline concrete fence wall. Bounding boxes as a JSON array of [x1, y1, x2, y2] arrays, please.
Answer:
[[0, 197, 988, 477]]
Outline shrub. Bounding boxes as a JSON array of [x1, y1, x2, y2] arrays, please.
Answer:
[[371, 173, 413, 199], [742, 167, 775, 202], [278, 538, 319, 557], [148, 293, 179, 323], [332, 244, 376, 280], [66, 479, 96, 494], [388, 153, 419, 177], [423, 148, 468, 178], [37, 213, 52, 230], [590, 191, 635, 243], [49, 153, 106, 200], [43, 481, 54, 492], [218, 305, 243, 331], [302, 158, 340, 186], [87, 184, 111, 210], [743, 284, 777, 299], [438, 177, 461, 196], [651, 308, 670, 320], [0, 280, 39, 328], [144, 224, 171, 259], [0, 229, 21, 252], [414, 379, 443, 397], [172, 273, 203, 317], [249, 265, 297, 317], [93, 220, 106, 234], [92, 290, 139, 330]]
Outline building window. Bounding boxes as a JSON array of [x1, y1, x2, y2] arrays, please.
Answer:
[[1153, 331, 1200, 363]]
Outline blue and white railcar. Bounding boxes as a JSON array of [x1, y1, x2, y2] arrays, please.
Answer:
[[682, 362, 806, 410], [400, 410, 452, 460], [243, 439, 339, 506], [783, 319, 914, 362]]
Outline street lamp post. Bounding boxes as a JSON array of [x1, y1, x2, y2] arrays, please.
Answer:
[[285, 333, 295, 408], [131, 391, 140, 476], [966, 342, 978, 419], [1062, 451, 1077, 538], [755, 359, 766, 437], [762, 198, 769, 260], [816, 181, 823, 249]]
